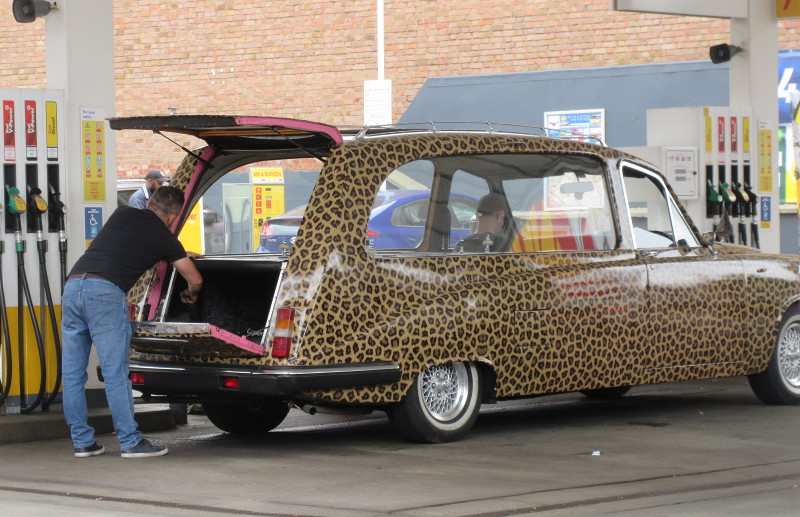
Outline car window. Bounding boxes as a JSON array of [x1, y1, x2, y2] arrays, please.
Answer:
[[367, 161, 435, 251], [190, 168, 321, 255], [621, 164, 698, 249], [370, 153, 614, 255]]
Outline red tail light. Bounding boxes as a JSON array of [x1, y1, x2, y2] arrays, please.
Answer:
[[130, 372, 145, 384], [366, 228, 379, 237], [220, 376, 240, 390], [272, 308, 296, 358], [260, 221, 275, 238]]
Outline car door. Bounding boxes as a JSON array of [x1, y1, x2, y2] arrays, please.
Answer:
[[621, 162, 747, 371]]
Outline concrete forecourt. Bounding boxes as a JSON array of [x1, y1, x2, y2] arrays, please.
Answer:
[[1, 377, 800, 516]]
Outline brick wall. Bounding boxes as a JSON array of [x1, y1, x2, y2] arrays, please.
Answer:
[[0, 0, 798, 177]]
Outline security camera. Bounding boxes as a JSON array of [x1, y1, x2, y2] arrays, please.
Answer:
[[709, 44, 742, 65], [12, 0, 58, 24]]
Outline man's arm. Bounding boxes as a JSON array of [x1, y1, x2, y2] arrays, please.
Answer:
[[173, 256, 203, 303]]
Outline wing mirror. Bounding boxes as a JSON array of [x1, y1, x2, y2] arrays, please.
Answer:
[[700, 231, 719, 256]]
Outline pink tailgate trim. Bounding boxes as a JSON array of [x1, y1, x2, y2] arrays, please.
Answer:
[[148, 147, 218, 321], [234, 116, 343, 146], [210, 325, 267, 355]]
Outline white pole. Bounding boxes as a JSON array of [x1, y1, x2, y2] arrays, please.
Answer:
[[377, 0, 385, 81]]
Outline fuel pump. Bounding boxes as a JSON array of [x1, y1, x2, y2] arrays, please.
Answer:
[[30, 186, 61, 409], [48, 186, 68, 290], [706, 177, 723, 233], [733, 184, 749, 246], [7, 185, 47, 413], [745, 184, 760, 248], [0, 200, 12, 407]]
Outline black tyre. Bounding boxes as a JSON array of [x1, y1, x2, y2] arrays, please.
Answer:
[[388, 361, 481, 443], [749, 308, 800, 405], [203, 400, 290, 433], [580, 386, 631, 399]]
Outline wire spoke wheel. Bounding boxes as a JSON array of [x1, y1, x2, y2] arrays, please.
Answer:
[[419, 362, 471, 422], [777, 320, 800, 388], [749, 308, 800, 405], [389, 361, 482, 443]]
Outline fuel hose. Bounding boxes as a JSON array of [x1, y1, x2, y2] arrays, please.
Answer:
[[7, 186, 47, 413]]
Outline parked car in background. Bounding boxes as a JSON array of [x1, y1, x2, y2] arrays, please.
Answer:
[[109, 115, 800, 444], [257, 190, 478, 252]]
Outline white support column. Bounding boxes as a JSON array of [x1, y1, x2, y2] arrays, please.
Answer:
[[44, 0, 117, 394], [731, 0, 780, 252]]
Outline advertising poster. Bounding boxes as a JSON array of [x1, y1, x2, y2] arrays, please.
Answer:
[[544, 109, 605, 143]]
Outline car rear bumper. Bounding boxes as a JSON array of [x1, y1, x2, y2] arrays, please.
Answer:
[[129, 360, 402, 400]]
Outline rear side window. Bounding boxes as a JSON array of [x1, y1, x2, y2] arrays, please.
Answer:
[[369, 153, 615, 254]]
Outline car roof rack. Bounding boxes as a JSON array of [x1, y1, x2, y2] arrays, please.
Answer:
[[341, 121, 606, 146]]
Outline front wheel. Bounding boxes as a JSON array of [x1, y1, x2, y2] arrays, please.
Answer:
[[203, 400, 290, 433], [749, 308, 800, 405], [388, 361, 481, 443]]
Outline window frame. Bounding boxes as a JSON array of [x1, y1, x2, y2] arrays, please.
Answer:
[[619, 161, 700, 250]]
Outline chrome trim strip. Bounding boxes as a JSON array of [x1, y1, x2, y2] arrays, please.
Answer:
[[130, 362, 400, 377]]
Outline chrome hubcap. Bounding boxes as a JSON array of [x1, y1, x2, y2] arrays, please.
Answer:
[[420, 363, 469, 421], [778, 321, 800, 388]]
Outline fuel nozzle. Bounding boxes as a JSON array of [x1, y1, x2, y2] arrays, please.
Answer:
[[6, 186, 26, 216], [6, 186, 26, 253], [28, 187, 48, 251], [28, 187, 48, 216]]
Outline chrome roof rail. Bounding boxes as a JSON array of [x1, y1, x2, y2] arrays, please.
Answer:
[[343, 121, 605, 146]]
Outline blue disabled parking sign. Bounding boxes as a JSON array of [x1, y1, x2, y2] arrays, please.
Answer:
[[84, 206, 103, 247]]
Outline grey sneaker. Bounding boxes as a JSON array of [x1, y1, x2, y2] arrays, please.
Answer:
[[121, 438, 168, 458], [74, 442, 105, 458]]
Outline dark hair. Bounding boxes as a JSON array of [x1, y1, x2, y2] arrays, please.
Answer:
[[476, 193, 507, 216], [148, 186, 184, 217]]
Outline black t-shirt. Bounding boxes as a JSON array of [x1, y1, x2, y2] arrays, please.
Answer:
[[69, 206, 187, 292], [456, 232, 503, 253]]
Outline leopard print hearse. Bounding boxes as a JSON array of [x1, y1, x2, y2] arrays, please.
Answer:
[[108, 116, 800, 443]]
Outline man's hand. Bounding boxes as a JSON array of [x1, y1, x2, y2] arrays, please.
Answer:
[[179, 287, 200, 304]]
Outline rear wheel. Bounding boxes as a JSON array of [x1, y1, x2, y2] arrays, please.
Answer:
[[203, 400, 290, 433], [749, 308, 800, 405], [388, 361, 481, 443], [580, 386, 631, 399]]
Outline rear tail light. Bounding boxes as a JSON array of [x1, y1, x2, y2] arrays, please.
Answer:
[[130, 372, 145, 384], [220, 376, 240, 390], [272, 307, 296, 358], [366, 228, 379, 237]]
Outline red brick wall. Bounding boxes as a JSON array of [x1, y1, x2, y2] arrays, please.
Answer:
[[0, 0, 799, 177]]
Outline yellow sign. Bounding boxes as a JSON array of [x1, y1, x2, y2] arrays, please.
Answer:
[[758, 128, 773, 193], [178, 201, 203, 254], [704, 114, 713, 162], [777, 0, 800, 19], [45, 101, 58, 160], [252, 184, 285, 251], [251, 167, 284, 184], [81, 108, 106, 202]]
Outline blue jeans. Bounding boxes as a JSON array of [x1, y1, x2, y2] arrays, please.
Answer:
[[61, 276, 141, 450]]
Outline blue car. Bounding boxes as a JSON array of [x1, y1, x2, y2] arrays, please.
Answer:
[[258, 190, 478, 252]]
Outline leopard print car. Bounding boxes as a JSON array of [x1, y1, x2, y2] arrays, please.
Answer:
[[108, 116, 800, 443]]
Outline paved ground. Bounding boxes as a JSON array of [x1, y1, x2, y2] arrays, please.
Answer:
[[1, 376, 800, 516]]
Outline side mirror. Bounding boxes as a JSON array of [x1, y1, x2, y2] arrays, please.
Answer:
[[700, 232, 719, 257]]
